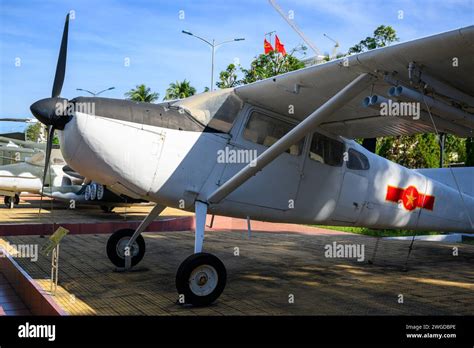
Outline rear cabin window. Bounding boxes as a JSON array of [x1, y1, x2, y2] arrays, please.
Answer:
[[243, 111, 302, 156], [309, 132, 344, 166], [347, 148, 370, 170]]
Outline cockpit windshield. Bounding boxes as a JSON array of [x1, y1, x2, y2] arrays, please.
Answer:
[[173, 88, 243, 133]]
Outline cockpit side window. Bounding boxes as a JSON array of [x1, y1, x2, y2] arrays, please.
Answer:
[[243, 111, 303, 156], [309, 132, 344, 166], [347, 148, 370, 170]]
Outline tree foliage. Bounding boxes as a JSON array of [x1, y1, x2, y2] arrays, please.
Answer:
[[466, 138, 474, 166], [216, 64, 240, 89], [26, 123, 43, 142], [164, 79, 196, 100], [240, 50, 304, 84], [377, 134, 466, 168], [348, 25, 399, 54], [216, 49, 305, 89], [125, 84, 159, 103]]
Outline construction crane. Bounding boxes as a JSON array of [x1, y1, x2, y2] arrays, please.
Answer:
[[268, 0, 325, 62], [323, 33, 340, 59]]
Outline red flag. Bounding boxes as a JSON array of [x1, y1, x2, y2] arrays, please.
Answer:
[[275, 35, 286, 56], [264, 38, 274, 54]]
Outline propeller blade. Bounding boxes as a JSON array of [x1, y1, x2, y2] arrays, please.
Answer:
[[0, 118, 34, 123], [39, 126, 55, 214], [51, 14, 70, 98]]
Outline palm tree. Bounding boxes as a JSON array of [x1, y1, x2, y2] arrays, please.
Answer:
[[164, 80, 196, 100], [125, 84, 159, 103]]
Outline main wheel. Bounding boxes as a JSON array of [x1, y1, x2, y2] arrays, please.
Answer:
[[106, 229, 145, 268], [176, 253, 226, 307], [13, 194, 20, 205], [4, 196, 14, 209]]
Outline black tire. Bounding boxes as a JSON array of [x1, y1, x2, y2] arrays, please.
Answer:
[[13, 194, 20, 205], [176, 253, 226, 307], [101, 205, 114, 213], [106, 228, 145, 268]]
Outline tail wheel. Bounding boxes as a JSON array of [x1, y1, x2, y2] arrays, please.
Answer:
[[176, 253, 226, 307], [106, 228, 145, 267]]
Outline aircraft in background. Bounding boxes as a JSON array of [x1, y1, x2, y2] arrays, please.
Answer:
[[0, 144, 146, 211], [30, 15, 474, 306]]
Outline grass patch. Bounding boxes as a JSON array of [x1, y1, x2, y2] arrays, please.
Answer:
[[315, 225, 439, 237]]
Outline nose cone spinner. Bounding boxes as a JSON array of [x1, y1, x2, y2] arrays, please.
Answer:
[[30, 97, 71, 129]]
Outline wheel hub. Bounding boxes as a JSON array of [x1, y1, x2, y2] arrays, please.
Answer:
[[116, 237, 139, 258], [189, 265, 218, 296], [197, 273, 208, 286]]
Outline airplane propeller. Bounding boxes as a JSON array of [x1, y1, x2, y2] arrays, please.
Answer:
[[29, 13, 73, 211]]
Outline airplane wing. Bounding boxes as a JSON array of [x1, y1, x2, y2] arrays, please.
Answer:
[[234, 26, 474, 138]]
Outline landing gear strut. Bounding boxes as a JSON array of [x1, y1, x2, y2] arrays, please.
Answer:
[[106, 228, 146, 267], [106, 204, 165, 269], [105, 201, 227, 307], [175, 201, 226, 306], [4, 194, 19, 209]]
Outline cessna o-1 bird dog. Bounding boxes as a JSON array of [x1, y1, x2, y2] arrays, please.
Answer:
[[30, 15, 474, 306]]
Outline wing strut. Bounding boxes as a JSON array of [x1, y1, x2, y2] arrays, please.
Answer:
[[207, 72, 375, 204]]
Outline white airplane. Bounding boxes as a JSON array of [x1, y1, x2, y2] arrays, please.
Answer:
[[0, 149, 67, 208], [29, 15, 474, 306]]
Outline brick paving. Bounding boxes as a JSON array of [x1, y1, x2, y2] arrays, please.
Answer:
[[2, 229, 473, 315]]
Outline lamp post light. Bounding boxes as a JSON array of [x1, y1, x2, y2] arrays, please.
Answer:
[[182, 31, 244, 91], [76, 86, 115, 97]]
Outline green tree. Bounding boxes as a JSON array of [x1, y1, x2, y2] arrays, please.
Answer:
[[26, 123, 43, 142], [216, 64, 240, 89], [377, 134, 440, 169], [125, 84, 159, 103], [164, 79, 196, 100], [466, 138, 474, 166], [240, 50, 305, 84], [445, 134, 466, 165], [348, 25, 399, 54], [26, 123, 59, 144]]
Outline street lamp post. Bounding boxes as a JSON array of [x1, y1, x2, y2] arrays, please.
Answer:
[[76, 86, 115, 97], [182, 31, 244, 91]]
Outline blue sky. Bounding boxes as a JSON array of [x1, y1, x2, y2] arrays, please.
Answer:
[[1, 0, 473, 133]]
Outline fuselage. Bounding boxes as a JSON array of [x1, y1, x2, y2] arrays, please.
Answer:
[[58, 91, 474, 232], [0, 150, 67, 195]]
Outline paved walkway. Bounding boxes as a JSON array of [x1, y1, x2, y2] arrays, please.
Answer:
[[3, 229, 473, 315]]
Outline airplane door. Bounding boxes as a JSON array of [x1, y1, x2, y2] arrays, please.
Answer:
[[333, 172, 368, 223], [219, 142, 302, 210], [218, 109, 303, 211], [333, 148, 371, 223]]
